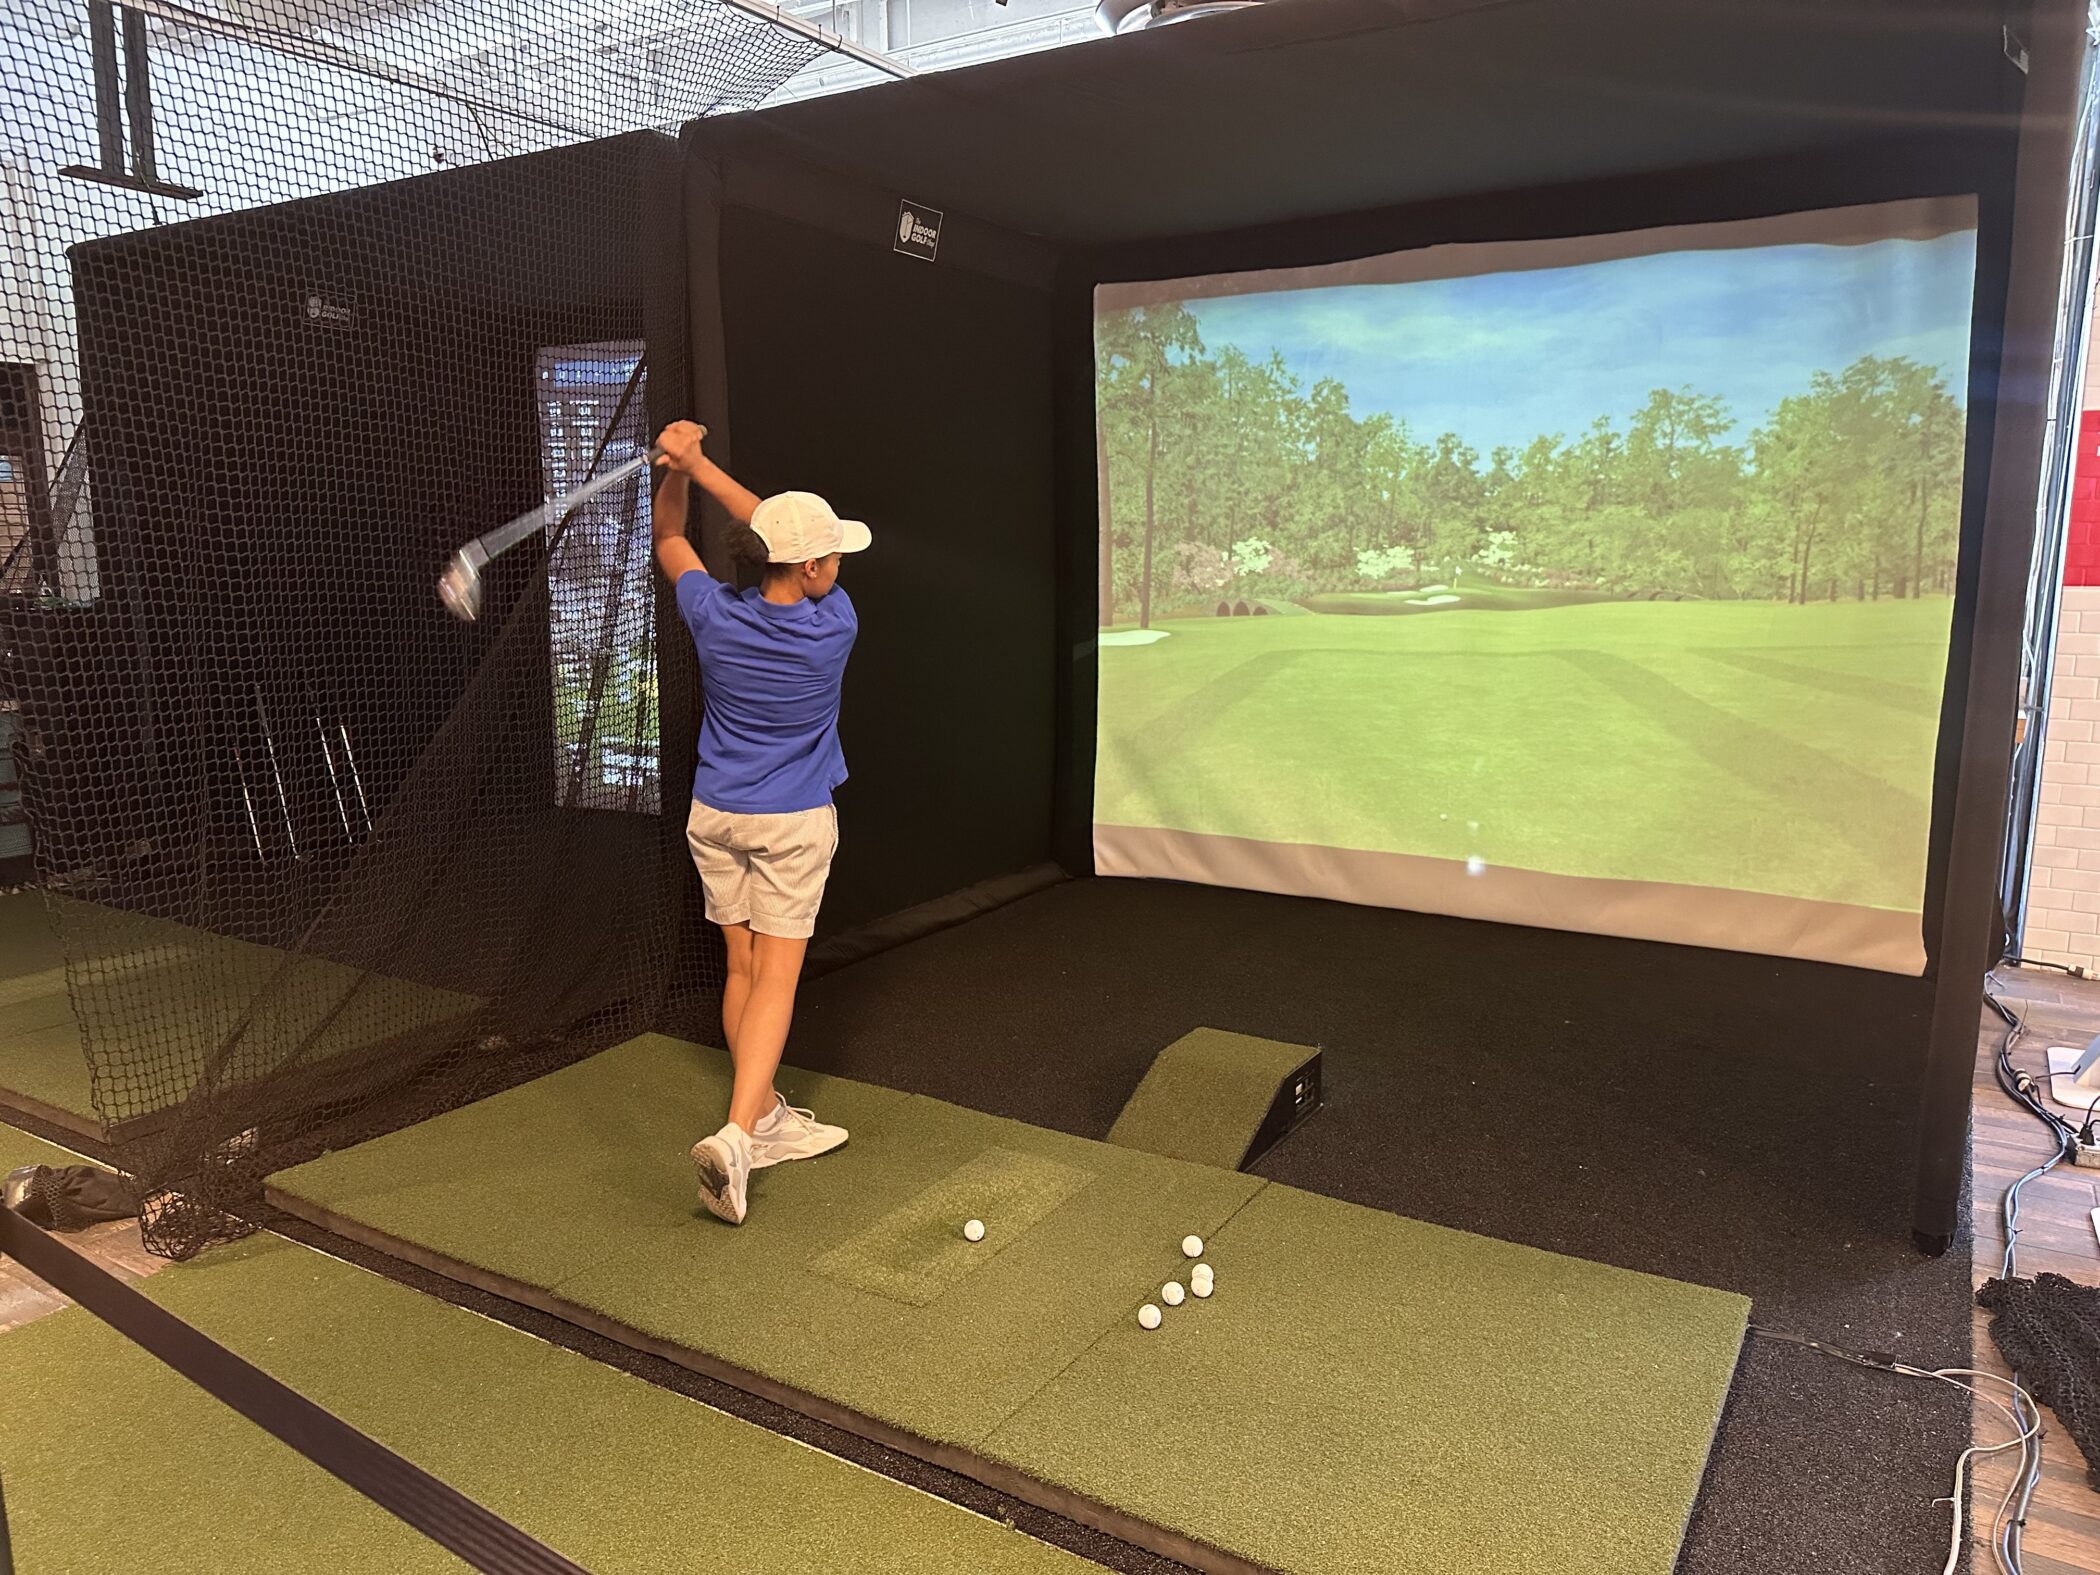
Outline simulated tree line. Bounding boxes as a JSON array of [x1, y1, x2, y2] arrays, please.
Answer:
[[1096, 303, 1966, 627]]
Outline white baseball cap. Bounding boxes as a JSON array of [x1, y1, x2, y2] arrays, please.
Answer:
[[751, 492, 872, 563]]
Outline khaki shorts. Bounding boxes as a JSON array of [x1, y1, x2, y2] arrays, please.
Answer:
[[686, 798, 839, 941]]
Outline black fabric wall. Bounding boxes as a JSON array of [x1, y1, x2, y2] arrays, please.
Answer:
[[1055, 130, 2023, 973], [55, 134, 672, 952], [684, 162, 1060, 938]]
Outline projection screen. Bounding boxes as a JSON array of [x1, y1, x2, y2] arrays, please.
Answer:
[[1093, 198, 1977, 973]]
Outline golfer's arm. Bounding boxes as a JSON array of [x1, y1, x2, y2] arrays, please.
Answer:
[[653, 466, 704, 583], [689, 456, 762, 528]]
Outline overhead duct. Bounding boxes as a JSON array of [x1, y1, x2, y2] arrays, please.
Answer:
[[1094, 0, 1262, 35]]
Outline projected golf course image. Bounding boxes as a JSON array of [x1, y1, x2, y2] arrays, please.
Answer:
[[1094, 203, 1976, 943]]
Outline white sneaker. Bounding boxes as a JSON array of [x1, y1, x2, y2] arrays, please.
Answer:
[[748, 1092, 848, 1170], [690, 1122, 752, 1225]]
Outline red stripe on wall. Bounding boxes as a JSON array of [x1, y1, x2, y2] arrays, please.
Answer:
[[2068, 410, 2100, 587]]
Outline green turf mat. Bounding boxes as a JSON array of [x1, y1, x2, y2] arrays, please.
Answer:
[[0, 1233, 1092, 1574], [0, 887, 64, 977], [1107, 1027, 1315, 1168], [274, 1034, 1264, 1448], [984, 1185, 1747, 1575], [0, 889, 93, 1121], [0, 987, 74, 1039], [814, 1146, 1096, 1305], [0, 890, 483, 1125], [0, 1019, 93, 1121], [270, 1034, 1748, 1573], [0, 1118, 91, 1173]]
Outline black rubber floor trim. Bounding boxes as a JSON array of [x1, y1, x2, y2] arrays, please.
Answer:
[[255, 1205, 1193, 1575], [0, 1203, 590, 1575]]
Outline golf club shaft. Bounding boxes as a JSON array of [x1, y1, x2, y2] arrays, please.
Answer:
[[460, 444, 662, 572]]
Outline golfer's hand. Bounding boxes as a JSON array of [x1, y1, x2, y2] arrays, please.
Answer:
[[654, 420, 708, 479]]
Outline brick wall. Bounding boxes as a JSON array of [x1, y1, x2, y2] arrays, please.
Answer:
[[2022, 326, 2100, 967]]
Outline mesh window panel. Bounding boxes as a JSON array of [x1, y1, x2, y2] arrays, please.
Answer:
[[3, 0, 822, 1256]]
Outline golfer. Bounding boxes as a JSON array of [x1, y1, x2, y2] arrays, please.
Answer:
[[651, 419, 869, 1225]]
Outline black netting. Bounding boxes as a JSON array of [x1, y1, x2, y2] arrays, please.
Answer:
[[1979, 1272, 2100, 1486], [2, 1, 824, 1255]]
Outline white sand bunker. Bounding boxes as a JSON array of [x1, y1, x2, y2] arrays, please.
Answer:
[[1100, 629, 1172, 647]]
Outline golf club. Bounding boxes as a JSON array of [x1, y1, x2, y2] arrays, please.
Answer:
[[438, 433, 700, 622]]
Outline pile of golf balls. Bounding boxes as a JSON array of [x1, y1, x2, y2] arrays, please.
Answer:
[[1139, 1234, 1217, 1328]]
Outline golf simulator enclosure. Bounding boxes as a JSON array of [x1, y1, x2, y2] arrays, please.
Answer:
[[1, 0, 2085, 1571], [659, 0, 2033, 996]]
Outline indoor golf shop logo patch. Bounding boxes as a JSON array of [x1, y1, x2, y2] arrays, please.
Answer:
[[895, 200, 943, 262], [303, 292, 354, 325]]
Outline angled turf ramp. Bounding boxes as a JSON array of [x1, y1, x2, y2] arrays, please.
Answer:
[[0, 1232, 1092, 1574], [1107, 1026, 1320, 1169], [268, 1033, 1747, 1575]]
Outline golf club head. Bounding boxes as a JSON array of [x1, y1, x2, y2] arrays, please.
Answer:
[[438, 549, 483, 622]]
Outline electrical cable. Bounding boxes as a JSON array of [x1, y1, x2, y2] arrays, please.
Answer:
[[1977, 973, 2079, 1572], [1748, 1328, 2045, 1575]]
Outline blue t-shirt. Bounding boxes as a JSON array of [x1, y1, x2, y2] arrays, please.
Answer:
[[676, 572, 857, 815]]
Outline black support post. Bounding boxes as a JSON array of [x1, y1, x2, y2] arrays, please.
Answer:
[[87, 0, 121, 176], [59, 4, 201, 198], [1913, 0, 2091, 1254], [121, 5, 157, 186]]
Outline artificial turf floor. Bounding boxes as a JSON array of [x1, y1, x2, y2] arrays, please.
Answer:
[[269, 1032, 1748, 1575], [0, 1221, 1096, 1574], [1096, 598, 1949, 910]]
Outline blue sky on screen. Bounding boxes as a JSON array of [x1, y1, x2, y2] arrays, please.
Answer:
[[1182, 230, 1977, 457]]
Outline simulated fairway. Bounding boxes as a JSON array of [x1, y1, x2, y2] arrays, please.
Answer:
[[269, 1033, 1749, 1575], [1096, 596, 1951, 912]]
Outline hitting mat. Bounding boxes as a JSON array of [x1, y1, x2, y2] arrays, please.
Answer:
[[0, 1225, 1093, 1573], [1107, 1026, 1314, 1168], [269, 1033, 1747, 1574]]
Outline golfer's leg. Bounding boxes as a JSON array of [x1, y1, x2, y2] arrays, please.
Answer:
[[727, 933, 807, 1132], [720, 921, 755, 1049]]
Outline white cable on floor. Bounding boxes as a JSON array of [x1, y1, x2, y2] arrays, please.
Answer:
[[1747, 1331, 2046, 1575], [1900, 1363, 2045, 1573]]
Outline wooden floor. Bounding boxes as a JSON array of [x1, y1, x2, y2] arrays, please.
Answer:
[[1974, 967, 2100, 1574], [0, 1140, 169, 1336]]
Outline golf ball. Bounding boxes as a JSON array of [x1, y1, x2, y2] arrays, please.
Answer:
[[1162, 1281, 1185, 1306], [1138, 1303, 1163, 1330], [1181, 1235, 1204, 1259], [1191, 1271, 1214, 1298], [963, 1219, 985, 1242]]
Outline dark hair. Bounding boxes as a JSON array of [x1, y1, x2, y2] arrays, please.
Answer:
[[725, 524, 771, 573]]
